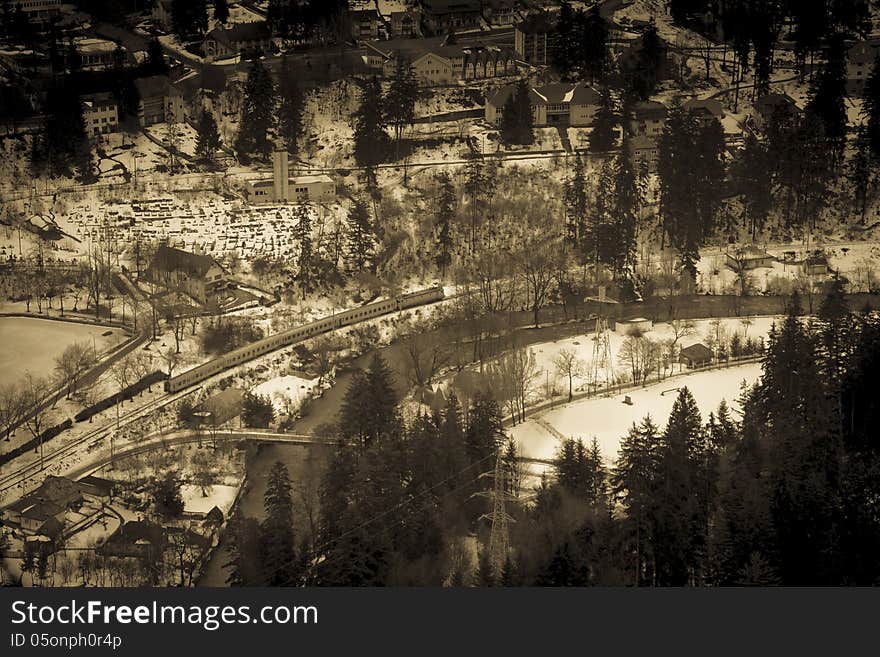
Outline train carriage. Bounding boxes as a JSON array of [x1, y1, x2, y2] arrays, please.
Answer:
[[164, 286, 444, 393]]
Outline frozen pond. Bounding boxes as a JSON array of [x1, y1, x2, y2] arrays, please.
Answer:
[[0, 317, 125, 385], [511, 362, 763, 467]]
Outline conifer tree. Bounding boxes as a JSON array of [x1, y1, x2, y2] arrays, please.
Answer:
[[234, 59, 275, 163], [862, 54, 880, 159], [589, 88, 617, 151], [195, 108, 221, 166], [260, 461, 297, 585], [352, 76, 389, 168], [278, 54, 304, 155], [214, 0, 229, 24], [385, 54, 419, 153], [294, 203, 313, 294], [434, 171, 455, 275], [343, 197, 377, 274]]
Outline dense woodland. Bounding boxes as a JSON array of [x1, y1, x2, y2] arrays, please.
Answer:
[[222, 281, 880, 586]]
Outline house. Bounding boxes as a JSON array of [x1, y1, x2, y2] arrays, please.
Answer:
[[802, 252, 830, 276], [410, 44, 517, 85], [515, 11, 556, 65], [350, 8, 382, 41], [98, 521, 167, 561], [195, 387, 246, 427], [16, 0, 63, 22], [485, 0, 520, 26], [752, 92, 800, 131], [628, 100, 667, 139], [203, 506, 225, 528], [419, 0, 482, 35], [683, 97, 724, 124], [18, 501, 67, 534], [203, 21, 273, 61], [145, 244, 227, 304], [134, 74, 185, 126], [615, 317, 653, 336], [72, 37, 118, 71], [847, 39, 880, 97], [726, 246, 774, 271], [80, 92, 118, 137], [76, 475, 116, 500], [680, 343, 713, 369], [390, 10, 418, 37], [627, 135, 659, 173], [152, 0, 174, 31], [485, 82, 600, 127]]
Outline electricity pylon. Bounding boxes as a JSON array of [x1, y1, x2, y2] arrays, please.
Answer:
[[589, 316, 614, 390], [477, 449, 518, 577]]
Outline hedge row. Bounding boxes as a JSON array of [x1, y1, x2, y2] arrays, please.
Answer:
[[74, 370, 168, 423], [0, 419, 73, 467]]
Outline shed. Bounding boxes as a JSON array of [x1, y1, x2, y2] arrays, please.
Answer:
[[680, 343, 713, 369]]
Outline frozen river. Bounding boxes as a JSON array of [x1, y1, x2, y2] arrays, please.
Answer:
[[510, 361, 764, 466], [0, 316, 124, 385]]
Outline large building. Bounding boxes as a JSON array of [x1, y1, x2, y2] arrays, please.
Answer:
[[145, 245, 227, 304], [72, 37, 118, 71], [847, 39, 880, 97], [245, 151, 337, 204], [418, 0, 482, 35], [80, 92, 118, 137], [366, 41, 518, 85], [485, 82, 600, 127], [14, 0, 62, 21], [134, 74, 185, 126], [515, 12, 556, 65], [203, 21, 273, 61]]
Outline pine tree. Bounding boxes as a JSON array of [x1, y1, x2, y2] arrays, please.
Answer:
[[653, 387, 706, 585], [608, 152, 640, 279], [146, 37, 167, 75], [385, 54, 419, 153], [563, 154, 589, 250], [214, 0, 229, 24], [338, 354, 400, 448], [849, 124, 875, 221], [294, 203, 313, 294], [434, 171, 455, 275], [512, 78, 534, 145], [171, 0, 208, 41], [734, 132, 773, 238], [589, 88, 617, 151], [579, 6, 609, 83], [613, 417, 661, 585], [277, 54, 304, 155], [862, 54, 880, 159], [352, 76, 389, 168], [234, 59, 275, 163], [806, 33, 848, 163], [260, 461, 297, 585], [224, 515, 262, 585], [195, 108, 221, 165], [463, 155, 486, 252], [343, 197, 377, 273]]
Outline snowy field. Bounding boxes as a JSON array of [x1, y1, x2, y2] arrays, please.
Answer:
[[251, 374, 319, 415], [0, 317, 125, 384], [527, 315, 778, 394], [511, 361, 763, 467]]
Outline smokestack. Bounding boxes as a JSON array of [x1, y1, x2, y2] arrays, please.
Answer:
[[272, 149, 289, 201]]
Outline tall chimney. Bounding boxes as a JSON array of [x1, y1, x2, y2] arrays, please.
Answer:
[[272, 149, 289, 201]]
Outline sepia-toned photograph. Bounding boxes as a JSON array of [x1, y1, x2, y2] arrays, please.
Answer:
[[1, 0, 879, 593]]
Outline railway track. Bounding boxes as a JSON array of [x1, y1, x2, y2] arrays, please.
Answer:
[[0, 386, 199, 496]]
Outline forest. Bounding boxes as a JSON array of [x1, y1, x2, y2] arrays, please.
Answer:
[[223, 280, 880, 586]]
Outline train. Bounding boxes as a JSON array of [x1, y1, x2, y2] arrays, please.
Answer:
[[164, 286, 445, 393]]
